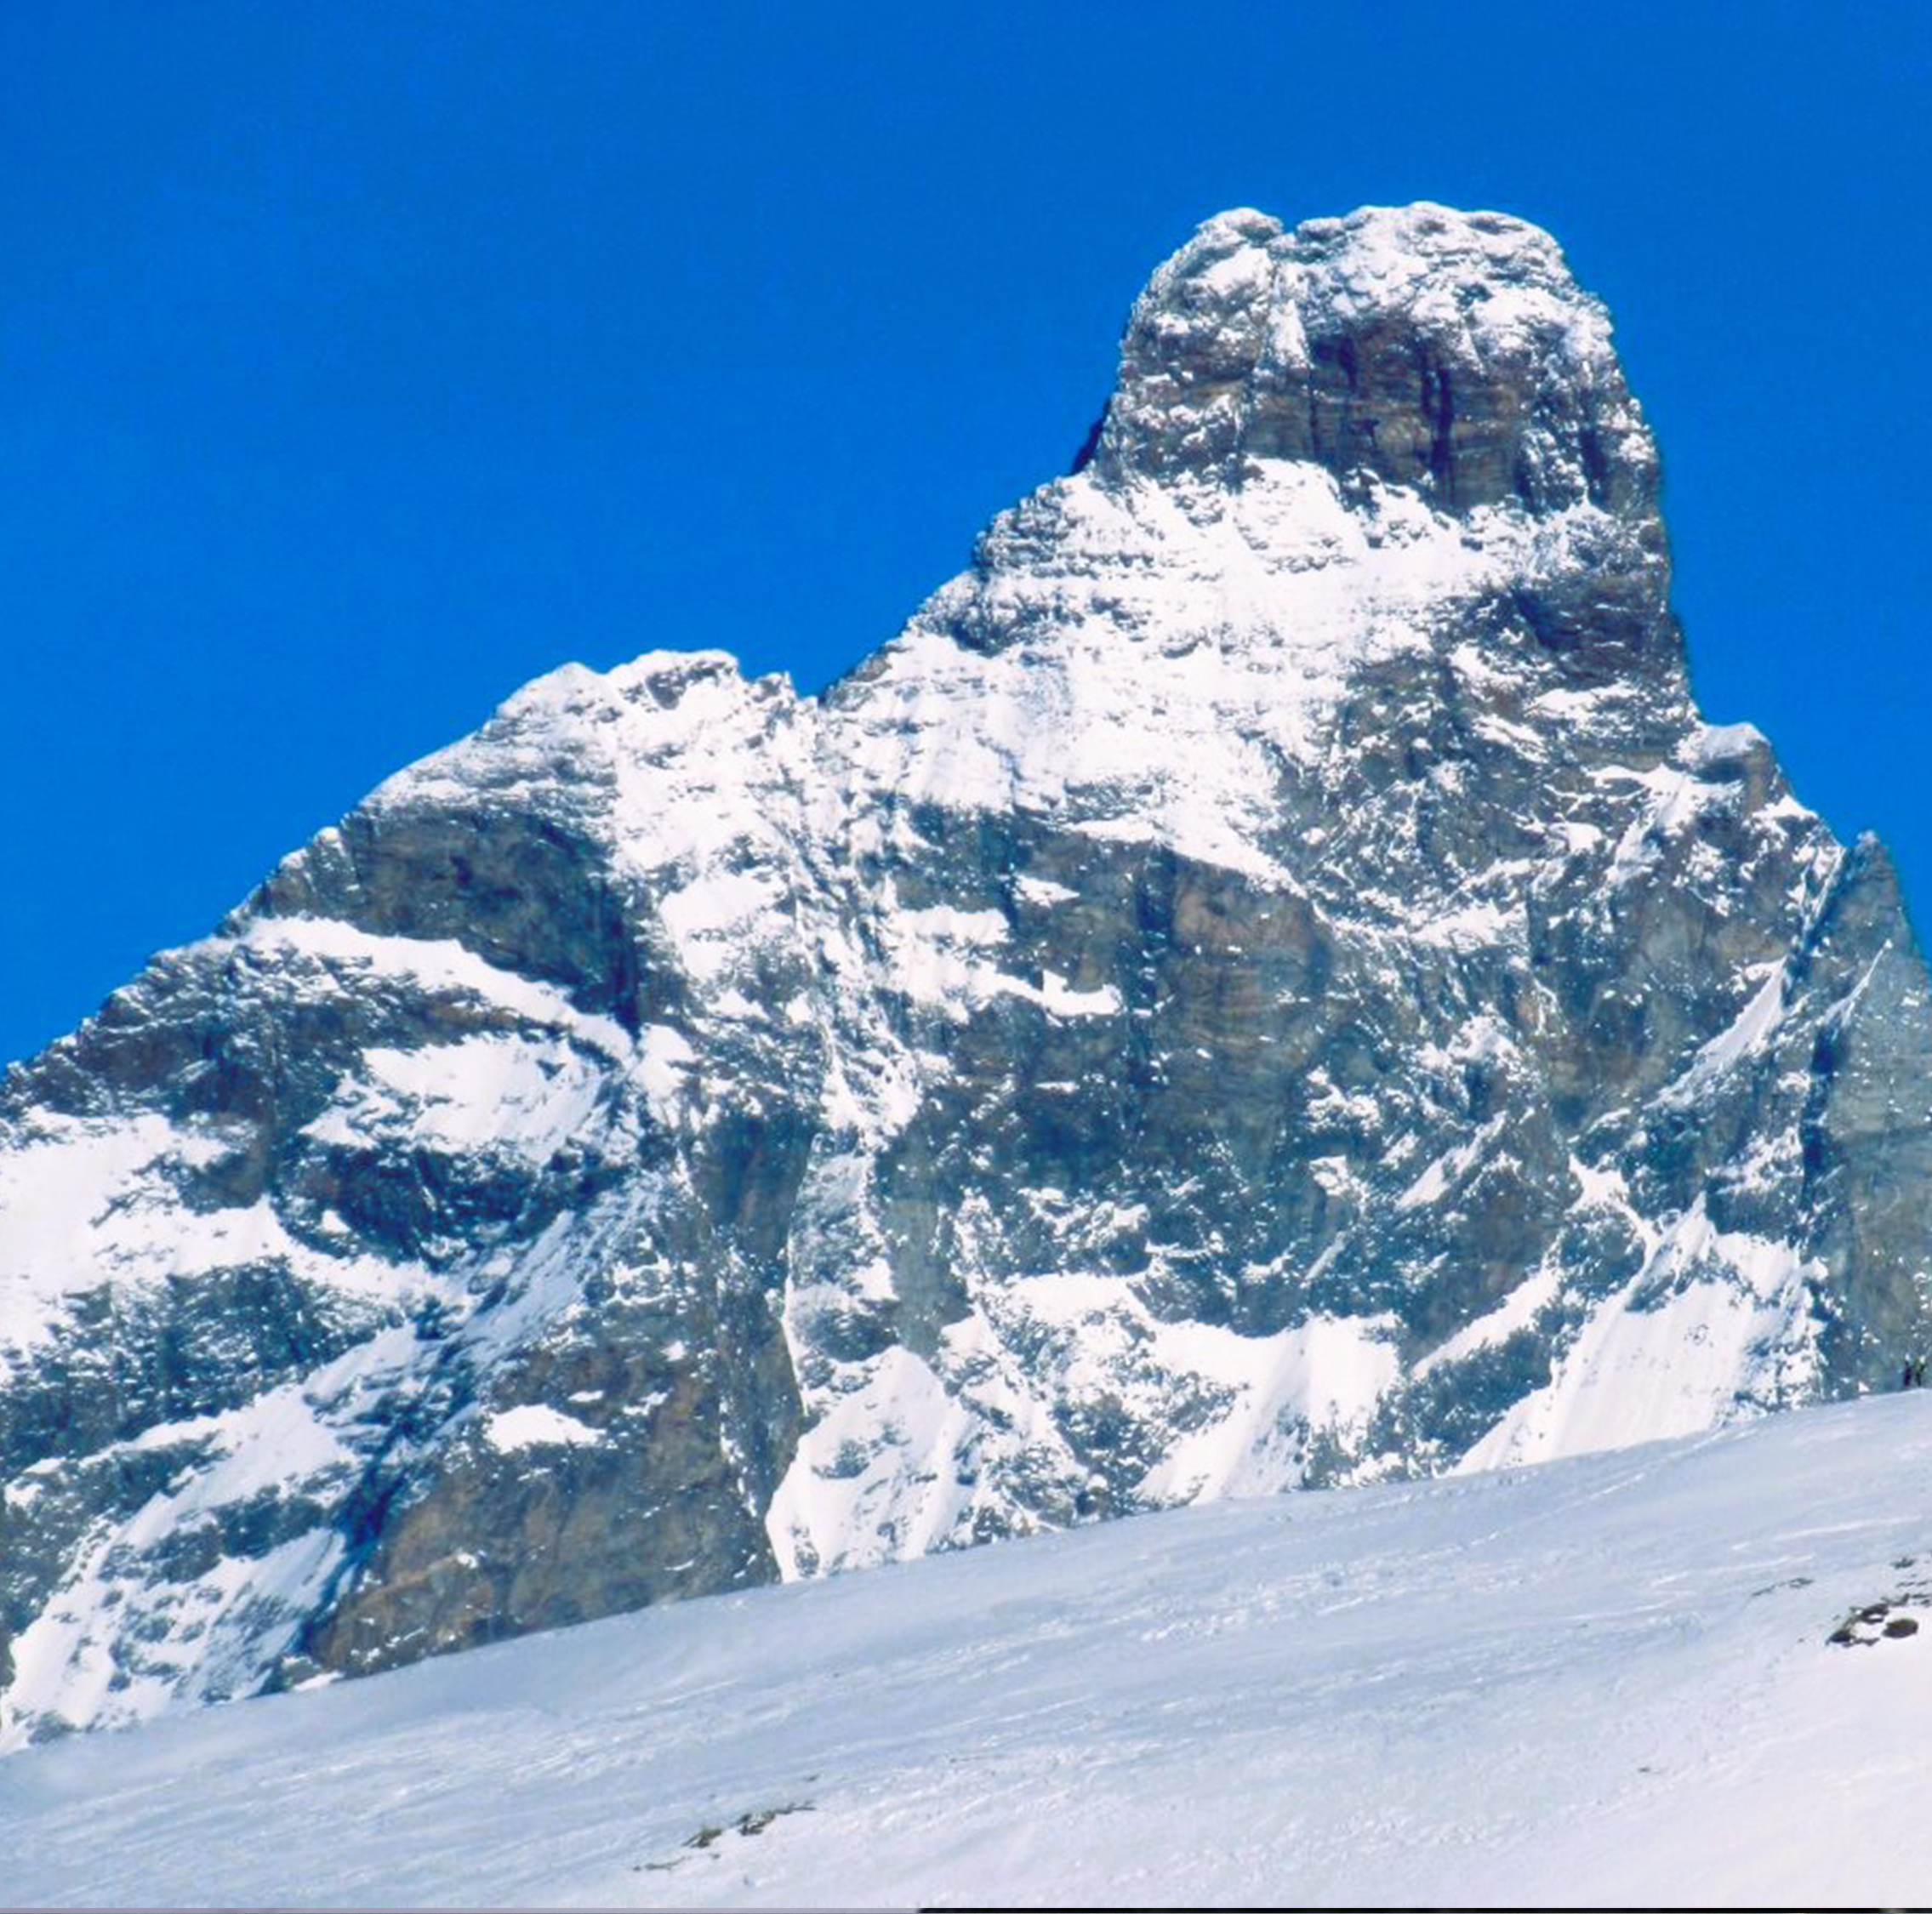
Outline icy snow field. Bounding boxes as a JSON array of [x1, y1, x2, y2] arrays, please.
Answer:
[[6, 1393, 1932, 1909]]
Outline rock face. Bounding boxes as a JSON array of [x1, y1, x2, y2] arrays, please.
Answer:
[[5, 203, 1930, 1746]]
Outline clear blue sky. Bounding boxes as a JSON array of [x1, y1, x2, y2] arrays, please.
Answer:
[[3, 3, 1930, 1066]]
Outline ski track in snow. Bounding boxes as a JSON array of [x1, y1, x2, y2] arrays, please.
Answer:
[[4, 1390, 1931, 1908]]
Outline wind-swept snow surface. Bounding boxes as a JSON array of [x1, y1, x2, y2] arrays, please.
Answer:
[[5, 1391, 1932, 1908]]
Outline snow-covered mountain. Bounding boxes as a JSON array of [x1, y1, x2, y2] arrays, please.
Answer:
[[4, 202, 1930, 1748], [6, 1391, 1932, 1907]]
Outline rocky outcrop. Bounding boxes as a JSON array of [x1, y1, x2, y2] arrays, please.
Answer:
[[3, 202, 1929, 1746]]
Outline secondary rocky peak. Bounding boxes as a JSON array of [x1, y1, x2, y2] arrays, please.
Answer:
[[1095, 202, 1660, 521]]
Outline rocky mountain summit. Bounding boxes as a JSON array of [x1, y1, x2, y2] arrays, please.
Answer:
[[5, 202, 1930, 1746]]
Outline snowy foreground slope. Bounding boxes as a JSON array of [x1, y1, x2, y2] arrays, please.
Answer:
[[5, 1391, 1932, 1909]]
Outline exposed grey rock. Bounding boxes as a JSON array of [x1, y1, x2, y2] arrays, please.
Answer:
[[4, 202, 1929, 1745]]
